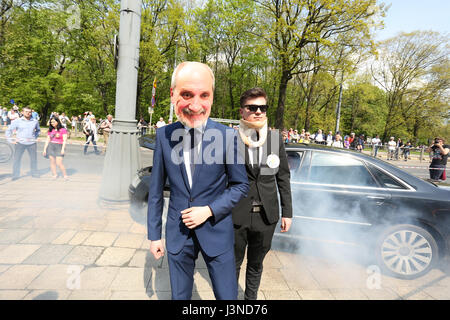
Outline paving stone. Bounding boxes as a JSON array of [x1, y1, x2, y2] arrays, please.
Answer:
[[24, 290, 72, 300], [62, 246, 104, 265], [0, 265, 46, 289], [67, 290, 112, 300], [23, 245, 74, 265], [263, 290, 301, 300], [110, 267, 151, 291], [0, 228, 34, 244], [0, 264, 11, 274], [79, 219, 107, 231], [52, 230, 78, 245], [20, 229, 66, 244], [0, 244, 41, 264], [423, 286, 450, 300], [113, 233, 145, 249], [308, 265, 368, 289], [262, 251, 283, 268], [95, 247, 136, 266], [83, 232, 118, 247], [128, 223, 147, 234], [103, 221, 133, 233], [28, 264, 85, 290], [297, 289, 335, 300], [394, 287, 436, 300], [68, 231, 92, 245], [78, 267, 120, 291], [0, 216, 35, 228], [129, 250, 154, 268], [52, 218, 81, 229], [141, 239, 151, 250], [110, 291, 154, 300], [361, 287, 401, 300], [330, 288, 370, 300], [279, 266, 321, 290], [146, 268, 172, 292], [258, 269, 290, 291], [0, 290, 29, 299], [25, 216, 64, 229]]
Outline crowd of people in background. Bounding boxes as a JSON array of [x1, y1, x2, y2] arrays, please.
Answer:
[[1, 104, 447, 182], [280, 127, 420, 161]]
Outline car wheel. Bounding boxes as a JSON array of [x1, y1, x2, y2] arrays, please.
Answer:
[[375, 224, 438, 280]]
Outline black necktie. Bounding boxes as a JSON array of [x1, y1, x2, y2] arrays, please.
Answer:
[[189, 128, 197, 180], [253, 131, 260, 169]]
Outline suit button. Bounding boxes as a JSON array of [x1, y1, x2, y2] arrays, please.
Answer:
[[190, 198, 193, 202]]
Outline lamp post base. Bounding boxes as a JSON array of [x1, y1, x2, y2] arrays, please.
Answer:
[[99, 119, 141, 201]]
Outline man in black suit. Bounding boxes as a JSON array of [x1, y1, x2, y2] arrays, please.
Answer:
[[232, 87, 293, 300]]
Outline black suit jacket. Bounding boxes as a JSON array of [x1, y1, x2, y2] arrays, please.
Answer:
[[232, 129, 293, 226]]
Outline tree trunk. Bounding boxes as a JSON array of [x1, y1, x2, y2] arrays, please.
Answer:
[[275, 70, 291, 129]]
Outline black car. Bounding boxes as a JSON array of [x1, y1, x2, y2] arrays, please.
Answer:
[[129, 137, 450, 280]]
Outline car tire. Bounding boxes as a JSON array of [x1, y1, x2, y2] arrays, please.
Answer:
[[375, 224, 438, 280]]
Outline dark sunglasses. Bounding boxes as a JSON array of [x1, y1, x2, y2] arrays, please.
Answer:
[[243, 104, 269, 113]]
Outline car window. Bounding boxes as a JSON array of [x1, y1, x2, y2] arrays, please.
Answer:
[[287, 151, 304, 181], [308, 152, 378, 187], [367, 164, 407, 189]]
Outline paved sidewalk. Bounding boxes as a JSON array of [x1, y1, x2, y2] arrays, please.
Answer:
[[0, 158, 449, 300]]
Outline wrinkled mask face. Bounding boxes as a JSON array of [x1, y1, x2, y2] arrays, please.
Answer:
[[172, 65, 213, 128]]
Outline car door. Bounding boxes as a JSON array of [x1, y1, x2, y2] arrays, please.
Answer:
[[287, 150, 391, 243]]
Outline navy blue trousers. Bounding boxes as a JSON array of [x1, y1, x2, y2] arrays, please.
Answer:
[[167, 231, 238, 300]]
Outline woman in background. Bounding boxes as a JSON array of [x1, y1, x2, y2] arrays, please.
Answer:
[[43, 117, 68, 180]]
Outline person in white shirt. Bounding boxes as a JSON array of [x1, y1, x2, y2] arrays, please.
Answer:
[[326, 131, 333, 146], [83, 117, 100, 155], [156, 117, 166, 128], [315, 129, 324, 144], [371, 135, 381, 157], [331, 133, 343, 148], [59, 112, 70, 129], [387, 137, 396, 160]]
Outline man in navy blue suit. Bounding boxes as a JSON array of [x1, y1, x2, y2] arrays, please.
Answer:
[[147, 61, 249, 300]]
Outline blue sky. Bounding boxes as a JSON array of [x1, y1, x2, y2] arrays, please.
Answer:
[[375, 0, 450, 40]]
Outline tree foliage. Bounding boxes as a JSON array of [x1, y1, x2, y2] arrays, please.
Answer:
[[0, 1, 448, 143]]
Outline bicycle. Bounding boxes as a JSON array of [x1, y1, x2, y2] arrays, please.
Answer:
[[0, 140, 14, 163]]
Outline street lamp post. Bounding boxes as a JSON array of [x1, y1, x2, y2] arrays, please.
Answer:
[[99, 0, 142, 202], [169, 37, 178, 123], [335, 71, 344, 133]]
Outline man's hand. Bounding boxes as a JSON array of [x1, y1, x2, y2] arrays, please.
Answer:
[[280, 217, 292, 233], [181, 206, 213, 229], [150, 240, 165, 260]]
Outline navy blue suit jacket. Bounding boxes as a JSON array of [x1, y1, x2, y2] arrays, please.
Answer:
[[147, 119, 249, 257]]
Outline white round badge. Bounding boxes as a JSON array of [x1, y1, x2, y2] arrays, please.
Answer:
[[266, 154, 280, 169]]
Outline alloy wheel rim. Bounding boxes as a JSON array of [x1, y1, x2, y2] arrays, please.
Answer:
[[381, 230, 433, 276]]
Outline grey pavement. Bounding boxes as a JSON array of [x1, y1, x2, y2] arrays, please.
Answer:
[[0, 145, 449, 300]]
